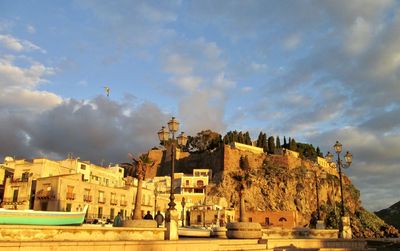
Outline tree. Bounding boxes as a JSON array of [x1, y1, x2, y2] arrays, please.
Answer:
[[283, 136, 287, 148], [268, 136, 275, 154], [276, 136, 281, 149], [231, 156, 253, 222], [124, 153, 155, 220], [289, 138, 297, 151], [187, 130, 222, 152]]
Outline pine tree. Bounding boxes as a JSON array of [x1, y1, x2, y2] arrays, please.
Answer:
[[283, 136, 287, 148]]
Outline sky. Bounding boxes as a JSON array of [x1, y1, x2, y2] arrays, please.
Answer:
[[0, 0, 399, 212]]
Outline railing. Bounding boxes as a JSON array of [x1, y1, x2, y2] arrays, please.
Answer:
[[83, 195, 92, 202], [36, 191, 54, 200], [110, 199, 118, 205], [98, 198, 106, 204], [120, 200, 127, 206], [66, 192, 75, 200], [2, 197, 28, 205]]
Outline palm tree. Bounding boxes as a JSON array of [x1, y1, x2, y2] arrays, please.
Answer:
[[231, 156, 253, 222], [124, 153, 155, 220]]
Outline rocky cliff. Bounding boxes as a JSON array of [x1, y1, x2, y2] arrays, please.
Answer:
[[149, 144, 399, 238]]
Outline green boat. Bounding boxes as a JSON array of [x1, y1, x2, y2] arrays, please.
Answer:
[[0, 205, 88, 226]]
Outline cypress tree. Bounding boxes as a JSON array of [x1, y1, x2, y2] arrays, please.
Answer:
[[268, 136, 275, 154], [276, 136, 281, 149]]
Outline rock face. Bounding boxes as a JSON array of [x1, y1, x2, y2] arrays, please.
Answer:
[[148, 145, 399, 238]]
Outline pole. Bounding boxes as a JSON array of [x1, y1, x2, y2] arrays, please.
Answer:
[[337, 152, 345, 238], [168, 134, 176, 211], [315, 173, 320, 220]]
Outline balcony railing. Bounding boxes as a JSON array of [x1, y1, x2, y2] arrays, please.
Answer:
[[98, 198, 106, 204], [120, 200, 127, 206], [36, 191, 54, 200], [66, 192, 75, 200], [2, 197, 28, 205], [83, 195, 92, 202], [110, 199, 118, 205]]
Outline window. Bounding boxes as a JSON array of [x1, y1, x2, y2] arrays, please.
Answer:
[[98, 191, 105, 203], [265, 217, 270, 226], [197, 215, 202, 223], [21, 172, 30, 181], [196, 180, 204, 187], [12, 189, 19, 202], [66, 203, 72, 212], [248, 217, 253, 222], [110, 208, 115, 219], [98, 207, 103, 218], [185, 180, 190, 186], [80, 164, 86, 170]]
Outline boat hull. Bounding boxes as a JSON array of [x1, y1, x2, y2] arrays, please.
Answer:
[[0, 206, 87, 226]]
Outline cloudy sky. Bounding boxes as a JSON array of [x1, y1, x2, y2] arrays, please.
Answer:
[[1, 0, 399, 212]]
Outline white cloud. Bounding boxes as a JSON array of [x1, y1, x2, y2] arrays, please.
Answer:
[[283, 33, 301, 50], [26, 25, 36, 34], [0, 88, 62, 113], [0, 34, 45, 53], [0, 56, 54, 89], [242, 86, 253, 92], [345, 17, 373, 55], [250, 62, 267, 72]]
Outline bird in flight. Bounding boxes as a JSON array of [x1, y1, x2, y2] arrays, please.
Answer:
[[104, 86, 110, 97]]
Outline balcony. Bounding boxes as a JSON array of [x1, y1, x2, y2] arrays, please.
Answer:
[[2, 197, 28, 205], [120, 200, 127, 206], [110, 198, 118, 205], [98, 198, 106, 204], [83, 195, 92, 202], [36, 190, 54, 200], [66, 192, 75, 200]]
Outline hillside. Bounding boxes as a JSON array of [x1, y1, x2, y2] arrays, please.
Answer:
[[375, 201, 400, 230], [149, 144, 399, 238]]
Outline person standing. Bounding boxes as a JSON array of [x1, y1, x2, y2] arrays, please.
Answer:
[[155, 210, 164, 227], [113, 212, 123, 227]]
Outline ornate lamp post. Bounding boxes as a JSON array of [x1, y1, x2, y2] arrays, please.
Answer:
[[325, 141, 353, 238], [157, 117, 188, 215], [306, 168, 326, 221], [181, 197, 186, 227]]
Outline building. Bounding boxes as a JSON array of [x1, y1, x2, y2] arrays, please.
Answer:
[[232, 142, 264, 154], [33, 173, 168, 220], [0, 157, 169, 220]]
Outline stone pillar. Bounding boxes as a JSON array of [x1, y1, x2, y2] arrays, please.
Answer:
[[316, 220, 325, 229], [341, 216, 352, 239], [165, 209, 179, 240]]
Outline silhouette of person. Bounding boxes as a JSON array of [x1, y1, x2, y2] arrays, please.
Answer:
[[143, 210, 153, 220], [155, 210, 164, 227], [113, 212, 123, 227]]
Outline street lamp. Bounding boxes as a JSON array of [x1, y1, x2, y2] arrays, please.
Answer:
[[154, 183, 158, 217], [157, 117, 188, 214], [325, 141, 352, 238], [181, 197, 186, 227], [306, 167, 326, 222]]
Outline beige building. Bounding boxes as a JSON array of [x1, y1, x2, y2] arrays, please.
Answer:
[[0, 157, 169, 220], [33, 173, 168, 220]]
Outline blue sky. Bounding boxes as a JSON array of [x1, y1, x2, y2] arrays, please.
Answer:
[[1, 0, 400, 212]]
